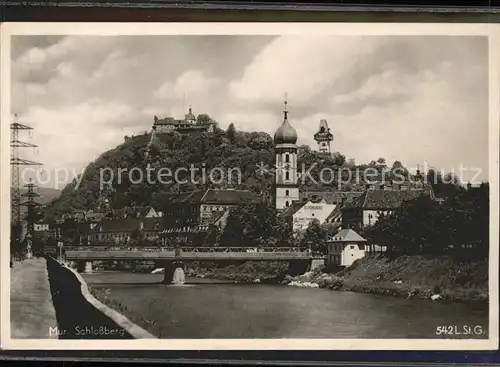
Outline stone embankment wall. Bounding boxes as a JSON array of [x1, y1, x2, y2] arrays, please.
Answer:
[[46, 256, 154, 339]]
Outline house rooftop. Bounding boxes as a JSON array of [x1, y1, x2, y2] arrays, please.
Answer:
[[279, 200, 306, 217], [99, 217, 159, 232], [300, 191, 364, 205], [329, 229, 367, 242], [343, 188, 431, 210], [168, 189, 259, 205]]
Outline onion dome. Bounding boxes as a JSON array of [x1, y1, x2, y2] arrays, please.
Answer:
[[273, 99, 298, 145]]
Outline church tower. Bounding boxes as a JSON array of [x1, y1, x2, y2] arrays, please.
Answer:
[[274, 97, 299, 210], [313, 119, 333, 156]]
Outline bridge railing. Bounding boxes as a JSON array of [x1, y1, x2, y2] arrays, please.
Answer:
[[63, 246, 309, 253]]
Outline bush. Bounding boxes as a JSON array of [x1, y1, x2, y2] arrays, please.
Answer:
[[317, 275, 344, 290]]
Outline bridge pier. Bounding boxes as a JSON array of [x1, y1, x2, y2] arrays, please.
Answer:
[[163, 261, 184, 284], [84, 261, 93, 274], [310, 258, 325, 271], [287, 260, 310, 277]]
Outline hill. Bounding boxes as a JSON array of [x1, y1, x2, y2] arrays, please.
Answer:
[[43, 123, 414, 222], [26, 187, 61, 205]]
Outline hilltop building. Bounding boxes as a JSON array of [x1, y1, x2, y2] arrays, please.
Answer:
[[146, 106, 216, 158], [151, 106, 216, 135], [273, 98, 300, 211]]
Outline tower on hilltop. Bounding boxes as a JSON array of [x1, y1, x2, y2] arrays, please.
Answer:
[[313, 119, 333, 156], [273, 95, 299, 211]]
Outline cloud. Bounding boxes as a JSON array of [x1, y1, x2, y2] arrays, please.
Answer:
[[173, 69, 221, 98], [229, 36, 383, 104], [10, 35, 490, 187], [16, 98, 145, 189]]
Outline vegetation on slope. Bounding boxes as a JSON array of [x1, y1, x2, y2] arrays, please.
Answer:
[[362, 183, 489, 258], [42, 118, 358, 222], [286, 254, 488, 302]]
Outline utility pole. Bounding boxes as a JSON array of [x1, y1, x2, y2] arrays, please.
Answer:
[[10, 115, 42, 260], [21, 179, 41, 259]]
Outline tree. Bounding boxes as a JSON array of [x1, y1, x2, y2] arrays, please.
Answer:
[[390, 160, 409, 182], [331, 152, 346, 166], [362, 184, 489, 259], [246, 132, 273, 150], [204, 223, 221, 246], [425, 168, 462, 198], [299, 219, 328, 254], [226, 123, 236, 144], [196, 113, 211, 125], [219, 200, 288, 247], [130, 228, 145, 246], [219, 207, 246, 246]]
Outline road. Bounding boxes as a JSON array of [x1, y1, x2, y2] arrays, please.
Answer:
[[10, 258, 58, 338]]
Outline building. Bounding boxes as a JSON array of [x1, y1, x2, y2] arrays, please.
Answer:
[[160, 188, 259, 244], [34, 223, 50, 232], [33, 222, 57, 245], [300, 191, 364, 206], [313, 119, 334, 156], [151, 107, 216, 135], [87, 217, 161, 244], [112, 205, 162, 220], [281, 199, 337, 232], [326, 229, 367, 267], [273, 98, 300, 210], [60, 209, 106, 223], [340, 176, 435, 231]]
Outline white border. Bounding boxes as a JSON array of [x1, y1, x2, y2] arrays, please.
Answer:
[[1, 22, 499, 351]]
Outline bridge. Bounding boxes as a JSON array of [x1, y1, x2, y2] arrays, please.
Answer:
[[64, 246, 315, 261], [63, 246, 321, 283], [64, 246, 324, 284]]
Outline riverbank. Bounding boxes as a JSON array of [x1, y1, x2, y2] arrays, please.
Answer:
[[46, 257, 153, 339], [184, 261, 289, 283], [285, 255, 488, 303], [10, 258, 58, 338]]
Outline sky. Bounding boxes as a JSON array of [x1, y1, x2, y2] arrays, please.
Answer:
[[11, 35, 490, 189]]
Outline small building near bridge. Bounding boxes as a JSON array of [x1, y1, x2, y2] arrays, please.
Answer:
[[326, 229, 367, 268]]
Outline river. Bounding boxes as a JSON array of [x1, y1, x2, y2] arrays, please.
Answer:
[[82, 271, 489, 339]]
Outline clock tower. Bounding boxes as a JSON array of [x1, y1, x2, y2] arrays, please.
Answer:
[[274, 97, 299, 210]]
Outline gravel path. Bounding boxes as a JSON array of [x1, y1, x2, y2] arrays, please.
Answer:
[[10, 258, 58, 339]]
